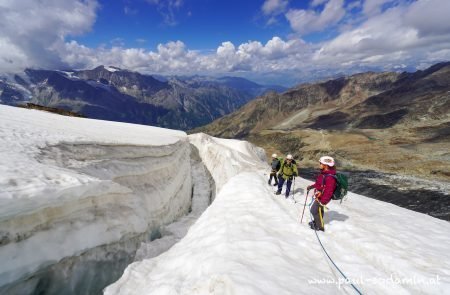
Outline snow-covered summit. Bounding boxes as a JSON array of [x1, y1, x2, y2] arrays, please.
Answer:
[[104, 66, 121, 72]]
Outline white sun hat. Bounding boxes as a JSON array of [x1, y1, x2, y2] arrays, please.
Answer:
[[319, 156, 335, 167]]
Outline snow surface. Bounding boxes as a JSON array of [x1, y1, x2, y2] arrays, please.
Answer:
[[1, 104, 449, 294], [0, 105, 192, 289], [106, 133, 450, 294]]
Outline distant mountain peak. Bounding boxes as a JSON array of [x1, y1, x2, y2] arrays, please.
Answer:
[[93, 65, 123, 73], [0, 66, 281, 131], [104, 66, 122, 72]]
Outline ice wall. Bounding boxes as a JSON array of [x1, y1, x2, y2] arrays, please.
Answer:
[[0, 105, 193, 294], [104, 133, 270, 294], [188, 133, 267, 192]]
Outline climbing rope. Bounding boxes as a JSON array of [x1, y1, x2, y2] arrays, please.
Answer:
[[308, 198, 363, 295]]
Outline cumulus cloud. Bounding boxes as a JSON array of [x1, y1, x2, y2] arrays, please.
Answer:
[[286, 0, 346, 35], [403, 0, 450, 37], [0, 0, 98, 72], [314, 0, 450, 69], [1, 0, 450, 86], [58, 40, 200, 74], [56, 37, 312, 78]]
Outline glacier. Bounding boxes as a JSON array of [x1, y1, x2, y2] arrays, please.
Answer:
[[0, 105, 196, 294], [105, 137, 450, 294], [1, 104, 450, 295]]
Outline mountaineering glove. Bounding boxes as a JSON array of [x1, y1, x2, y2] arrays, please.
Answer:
[[307, 185, 314, 190]]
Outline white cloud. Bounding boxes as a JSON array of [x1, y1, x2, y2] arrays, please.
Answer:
[[363, 0, 394, 15], [314, 0, 450, 69], [0, 0, 98, 72], [55, 37, 312, 80], [347, 0, 362, 10], [146, 0, 184, 26], [311, 0, 328, 7], [262, 0, 289, 15], [1, 0, 450, 86], [403, 0, 450, 37], [286, 0, 346, 35]]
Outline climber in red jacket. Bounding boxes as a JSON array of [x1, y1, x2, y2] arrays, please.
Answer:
[[307, 156, 337, 232]]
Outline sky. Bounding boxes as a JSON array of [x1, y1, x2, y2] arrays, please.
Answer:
[[1, 0, 450, 86]]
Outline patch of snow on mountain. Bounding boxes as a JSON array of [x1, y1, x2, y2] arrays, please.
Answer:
[[105, 66, 120, 72]]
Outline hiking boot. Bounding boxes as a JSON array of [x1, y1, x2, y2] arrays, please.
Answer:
[[308, 221, 315, 229], [275, 191, 281, 195], [273, 183, 278, 186], [310, 223, 325, 232]]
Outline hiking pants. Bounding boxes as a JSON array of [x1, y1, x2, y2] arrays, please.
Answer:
[[277, 176, 293, 197], [310, 200, 325, 230], [269, 170, 278, 185]]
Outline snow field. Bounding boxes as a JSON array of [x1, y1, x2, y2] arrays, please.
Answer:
[[106, 133, 450, 295], [1, 105, 449, 294]]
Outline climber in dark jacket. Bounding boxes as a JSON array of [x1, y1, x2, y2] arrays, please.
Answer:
[[268, 154, 281, 186], [307, 156, 337, 232]]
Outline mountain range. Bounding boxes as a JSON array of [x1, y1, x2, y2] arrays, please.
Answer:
[[195, 62, 450, 182], [0, 66, 285, 130]]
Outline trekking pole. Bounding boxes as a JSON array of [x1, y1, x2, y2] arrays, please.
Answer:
[[300, 189, 310, 223], [292, 177, 296, 202]]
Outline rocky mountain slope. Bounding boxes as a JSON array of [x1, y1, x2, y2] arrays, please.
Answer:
[[0, 66, 285, 130], [195, 62, 450, 181]]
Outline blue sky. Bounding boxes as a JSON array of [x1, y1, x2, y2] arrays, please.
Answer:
[[76, 0, 308, 50], [1, 0, 449, 86]]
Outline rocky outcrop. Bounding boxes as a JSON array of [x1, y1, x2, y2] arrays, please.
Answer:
[[194, 70, 400, 137], [75, 66, 170, 99], [196, 62, 450, 182]]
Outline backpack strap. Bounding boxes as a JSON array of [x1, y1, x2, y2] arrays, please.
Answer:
[[321, 174, 337, 184], [321, 174, 337, 192]]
